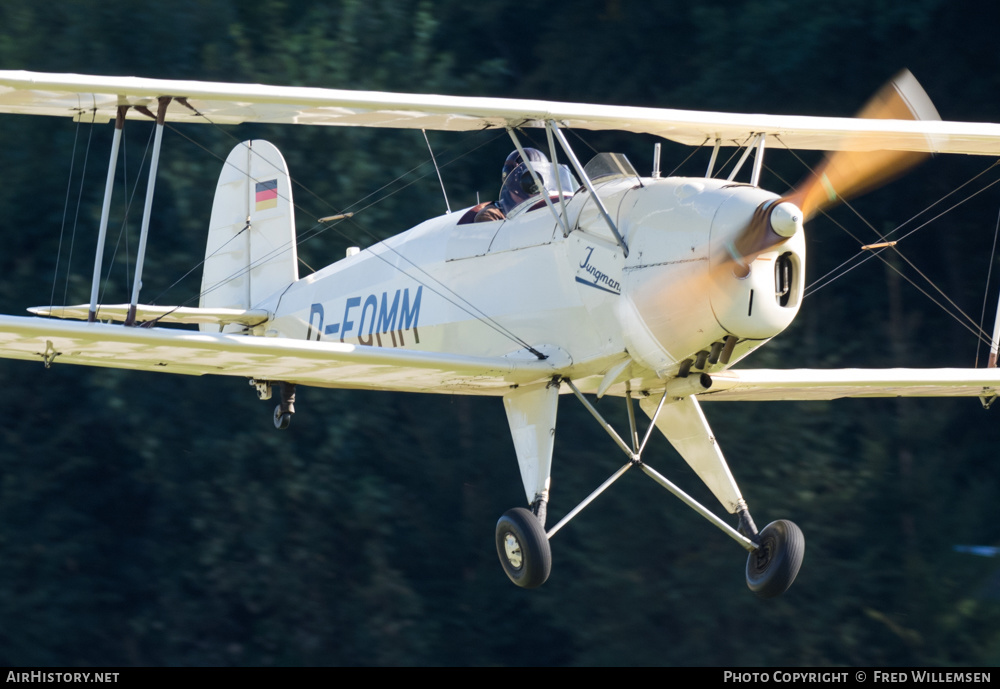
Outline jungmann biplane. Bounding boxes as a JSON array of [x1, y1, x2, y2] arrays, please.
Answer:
[[0, 69, 998, 598]]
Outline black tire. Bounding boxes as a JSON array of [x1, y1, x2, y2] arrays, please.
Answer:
[[273, 405, 292, 430], [496, 507, 552, 588], [746, 519, 804, 599]]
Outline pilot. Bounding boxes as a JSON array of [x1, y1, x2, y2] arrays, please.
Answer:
[[474, 147, 549, 222]]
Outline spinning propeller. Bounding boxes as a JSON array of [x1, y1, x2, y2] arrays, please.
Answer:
[[727, 70, 941, 277]]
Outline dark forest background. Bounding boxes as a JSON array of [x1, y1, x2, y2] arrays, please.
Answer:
[[0, 0, 998, 667]]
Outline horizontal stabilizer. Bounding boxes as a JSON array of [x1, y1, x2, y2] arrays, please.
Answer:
[[28, 304, 270, 327]]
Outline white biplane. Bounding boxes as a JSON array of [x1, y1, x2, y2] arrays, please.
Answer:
[[0, 70, 998, 598]]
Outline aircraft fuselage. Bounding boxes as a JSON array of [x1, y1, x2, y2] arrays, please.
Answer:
[[262, 175, 805, 395]]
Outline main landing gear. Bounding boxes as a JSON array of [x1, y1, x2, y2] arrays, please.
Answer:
[[496, 506, 552, 589], [495, 377, 804, 597], [745, 519, 805, 599]]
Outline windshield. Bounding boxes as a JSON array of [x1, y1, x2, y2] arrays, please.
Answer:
[[582, 152, 639, 183], [499, 162, 579, 215]]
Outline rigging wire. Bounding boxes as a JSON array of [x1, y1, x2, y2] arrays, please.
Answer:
[[50, 110, 83, 312], [167, 98, 505, 238], [802, 166, 1000, 344], [768, 138, 1000, 347], [778, 139, 1000, 293], [62, 108, 98, 307], [566, 128, 599, 156], [666, 138, 708, 178], [804, 159, 1000, 298], [792, 182, 1000, 349]]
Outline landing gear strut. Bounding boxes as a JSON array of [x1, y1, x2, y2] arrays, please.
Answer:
[[496, 377, 805, 597]]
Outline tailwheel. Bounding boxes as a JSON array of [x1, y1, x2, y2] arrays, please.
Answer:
[[745, 519, 805, 599], [496, 507, 552, 588], [272, 382, 296, 431], [273, 405, 292, 430]]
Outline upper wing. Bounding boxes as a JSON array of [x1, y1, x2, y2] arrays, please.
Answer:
[[3, 70, 1000, 154], [0, 315, 565, 394], [700, 368, 1000, 402]]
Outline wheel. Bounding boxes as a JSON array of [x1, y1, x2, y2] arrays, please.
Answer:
[[273, 405, 292, 430], [495, 507, 552, 588], [746, 519, 804, 599]]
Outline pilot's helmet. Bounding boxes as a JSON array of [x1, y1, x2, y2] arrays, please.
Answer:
[[501, 147, 548, 184], [498, 148, 552, 215]]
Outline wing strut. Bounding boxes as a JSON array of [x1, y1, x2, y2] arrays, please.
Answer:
[[506, 127, 570, 236], [126, 96, 171, 326], [750, 133, 766, 187], [88, 105, 128, 322], [545, 379, 758, 553], [984, 272, 1000, 407], [727, 133, 765, 183], [544, 124, 571, 236], [545, 120, 629, 257], [989, 285, 1000, 368], [706, 138, 721, 178]]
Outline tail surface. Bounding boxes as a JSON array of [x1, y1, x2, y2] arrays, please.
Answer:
[[200, 140, 298, 332]]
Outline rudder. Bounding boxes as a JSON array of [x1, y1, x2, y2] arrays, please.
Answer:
[[199, 140, 298, 332]]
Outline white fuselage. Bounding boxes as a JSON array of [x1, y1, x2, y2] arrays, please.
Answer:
[[261, 175, 806, 395]]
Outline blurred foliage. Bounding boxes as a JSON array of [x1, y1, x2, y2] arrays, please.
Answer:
[[0, 0, 998, 667]]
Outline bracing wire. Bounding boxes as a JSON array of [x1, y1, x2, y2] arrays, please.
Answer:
[[50, 110, 83, 311], [62, 108, 97, 307], [769, 137, 1000, 348], [666, 138, 708, 178], [802, 167, 1000, 343]]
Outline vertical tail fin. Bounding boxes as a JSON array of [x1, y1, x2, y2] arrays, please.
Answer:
[[199, 140, 298, 332]]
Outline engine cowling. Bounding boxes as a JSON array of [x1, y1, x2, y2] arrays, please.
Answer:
[[615, 180, 805, 376], [707, 187, 805, 340]]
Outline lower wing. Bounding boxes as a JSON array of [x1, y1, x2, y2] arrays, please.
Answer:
[[701, 368, 1000, 402], [0, 315, 565, 394]]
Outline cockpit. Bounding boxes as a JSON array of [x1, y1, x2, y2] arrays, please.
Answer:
[[498, 152, 640, 217], [457, 150, 639, 225], [498, 160, 579, 216]]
